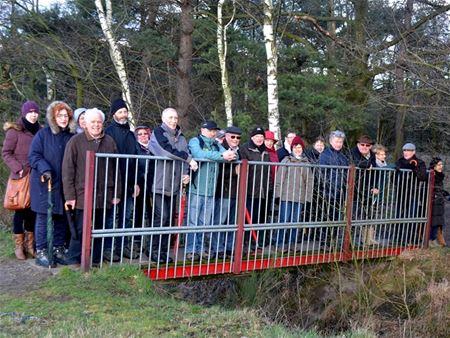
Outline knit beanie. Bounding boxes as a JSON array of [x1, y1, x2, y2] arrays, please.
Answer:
[[291, 136, 305, 149], [21, 101, 40, 117], [74, 108, 87, 123], [110, 98, 128, 115]]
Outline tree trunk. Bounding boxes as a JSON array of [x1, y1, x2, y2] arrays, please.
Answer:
[[217, 0, 234, 126], [176, 0, 194, 130], [95, 0, 134, 125], [393, 0, 413, 159], [263, 0, 280, 140]]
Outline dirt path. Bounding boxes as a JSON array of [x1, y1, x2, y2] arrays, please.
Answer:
[[0, 259, 58, 295]]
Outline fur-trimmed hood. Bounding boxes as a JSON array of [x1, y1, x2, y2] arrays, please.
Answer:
[[3, 121, 22, 132], [46, 100, 76, 134]]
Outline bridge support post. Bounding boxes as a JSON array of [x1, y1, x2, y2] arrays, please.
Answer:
[[233, 160, 248, 274], [81, 151, 95, 273]]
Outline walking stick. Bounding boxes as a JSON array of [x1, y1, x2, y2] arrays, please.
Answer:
[[173, 185, 187, 257], [46, 179, 54, 268], [245, 208, 258, 242]]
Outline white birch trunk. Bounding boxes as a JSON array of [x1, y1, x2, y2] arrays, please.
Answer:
[[43, 67, 55, 101], [217, 0, 234, 126], [95, 0, 134, 125], [263, 0, 280, 140]]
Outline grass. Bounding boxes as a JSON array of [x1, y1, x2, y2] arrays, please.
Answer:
[[0, 265, 273, 337], [0, 228, 313, 337]]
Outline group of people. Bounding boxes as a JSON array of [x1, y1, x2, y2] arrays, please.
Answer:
[[2, 99, 447, 268]]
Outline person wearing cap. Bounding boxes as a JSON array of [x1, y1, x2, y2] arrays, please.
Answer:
[[350, 135, 377, 245], [274, 135, 313, 251], [318, 130, 349, 248], [213, 125, 242, 257], [2, 100, 41, 261], [105, 98, 141, 259], [149, 107, 198, 263], [29, 101, 76, 267], [264, 130, 279, 182], [185, 120, 236, 261], [240, 127, 272, 253], [394, 142, 427, 245], [62, 108, 121, 265], [74, 107, 87, 134], [277, 131, 297, 162]]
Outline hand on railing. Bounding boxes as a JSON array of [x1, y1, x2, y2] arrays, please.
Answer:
[[182, 174, 190, 185], [189, 159, 198, 172], [222, 149, 237, 161], [112, 197, 120, 205]]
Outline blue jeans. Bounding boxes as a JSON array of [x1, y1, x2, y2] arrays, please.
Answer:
[[185, 195, 214, 254], [211, 197, 237, 253], [275, 201, 303, 245], [35, 213, 67, 250]]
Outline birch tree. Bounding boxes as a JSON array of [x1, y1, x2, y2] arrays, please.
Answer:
[[217, 0, 234, 126], [263, 0, 280, 140], [95, 0, 134, 124]]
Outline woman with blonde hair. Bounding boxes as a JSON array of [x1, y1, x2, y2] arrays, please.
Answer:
[[29, 101, 76, 267]]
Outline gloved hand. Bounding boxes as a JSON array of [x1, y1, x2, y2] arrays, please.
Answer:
[[41, 171, 52, 182]]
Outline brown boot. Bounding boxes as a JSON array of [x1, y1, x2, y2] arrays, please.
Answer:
[[24, 231, 36, 258], [437, 227, 447, 247], [14, 234, 26, 260]]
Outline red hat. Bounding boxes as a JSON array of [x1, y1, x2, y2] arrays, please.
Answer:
[[291, 136, 305, 149], [264, 130, 278, 142]]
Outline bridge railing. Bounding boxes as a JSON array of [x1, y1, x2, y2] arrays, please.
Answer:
[[80, 151, 434, 280]]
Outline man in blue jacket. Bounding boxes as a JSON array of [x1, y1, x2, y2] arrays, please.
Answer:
[[185, 121, 236, 261]]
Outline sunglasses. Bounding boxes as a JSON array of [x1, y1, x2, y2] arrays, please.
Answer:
[[229, 135, 241, 140], [359, 143, 372, 147]]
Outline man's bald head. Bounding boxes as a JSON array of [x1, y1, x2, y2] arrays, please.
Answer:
[[161, 108, 179, 129]]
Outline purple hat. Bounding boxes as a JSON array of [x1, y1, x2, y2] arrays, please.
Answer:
[[21, 101, 40, 117]]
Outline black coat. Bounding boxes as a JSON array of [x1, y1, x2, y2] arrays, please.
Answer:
[[431, 171, 447, 227], [105, 120, 139, 195]]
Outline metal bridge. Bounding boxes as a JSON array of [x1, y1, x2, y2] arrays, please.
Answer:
[[79, 151, 434, 280]]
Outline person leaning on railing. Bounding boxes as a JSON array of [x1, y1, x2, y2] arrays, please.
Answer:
[[394, 143, 427, 246], [148, 107, 198, 264], [185, 121, 236, 261]]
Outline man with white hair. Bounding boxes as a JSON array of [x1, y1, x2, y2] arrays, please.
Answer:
[[148, 107, 198, 263], [62, 108, 121, 265]]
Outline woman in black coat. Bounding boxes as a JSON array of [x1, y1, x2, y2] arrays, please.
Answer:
[[429, 157, 448, 247]]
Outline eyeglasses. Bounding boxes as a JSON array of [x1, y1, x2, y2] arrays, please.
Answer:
[[359, 143, 372, 147], [56, 114, 69, 119], [229, 135, 241, 140], [137, 133, 148, 136]]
